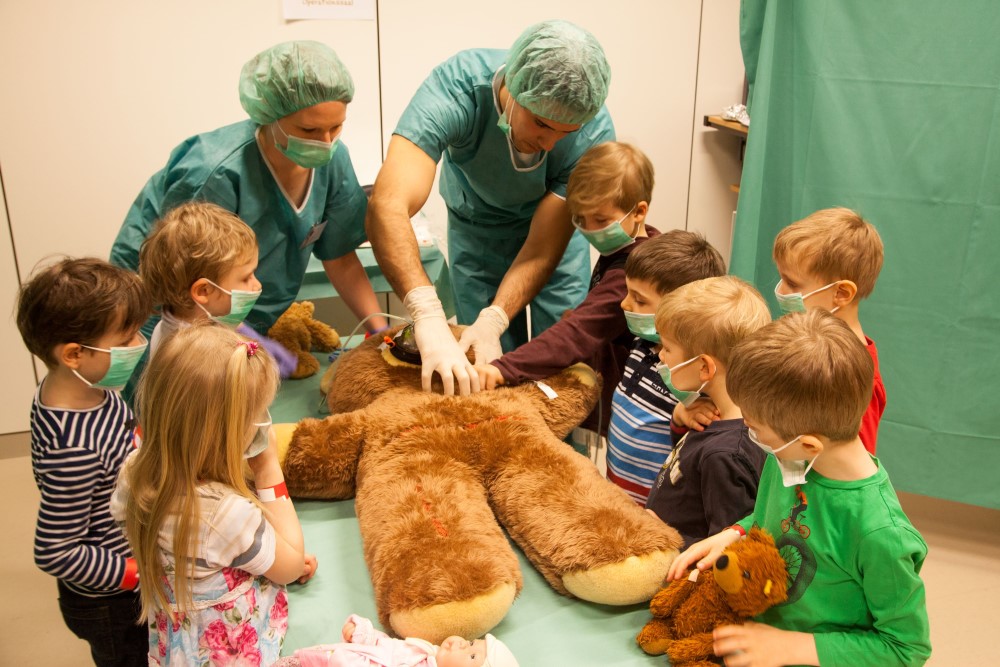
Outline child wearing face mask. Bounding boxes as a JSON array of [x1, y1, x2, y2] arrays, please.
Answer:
[[15, 257, 153, 666], [474, 141, 666, 437], [111, 324, 317, 666], [273, 614, 519, 667], [666, 310, 930, 667], [644, 276, 771, 549], [604, 231, 727, 504], [772, 207, 885, 453], [138, 201, 295, 376]]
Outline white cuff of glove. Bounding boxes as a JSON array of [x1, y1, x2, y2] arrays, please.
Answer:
[[475, 305, 510, 337], [403, 286, 446, 323]]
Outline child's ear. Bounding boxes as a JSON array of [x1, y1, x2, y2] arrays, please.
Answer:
[[833, 280, 858, 307], [634, 201, 649, 223], [57, 343, 84, 369], [699, 355, 718, 382], [799, 434, 825, 456], [190, 278, 213, 305]]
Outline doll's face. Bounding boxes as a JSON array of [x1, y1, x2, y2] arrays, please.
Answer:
[[436, 636, 487, 667]]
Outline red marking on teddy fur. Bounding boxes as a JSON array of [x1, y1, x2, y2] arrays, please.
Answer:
[[415, 484, 449, 537], [463, 415, 525, 429]]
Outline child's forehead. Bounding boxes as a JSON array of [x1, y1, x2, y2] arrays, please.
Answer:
[[624, 275, 662, 295]]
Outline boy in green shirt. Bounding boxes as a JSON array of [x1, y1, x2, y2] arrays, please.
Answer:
[[667, 310, 930, 666]]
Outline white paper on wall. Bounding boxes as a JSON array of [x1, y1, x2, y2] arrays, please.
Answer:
[[282, 0, 375, 21]]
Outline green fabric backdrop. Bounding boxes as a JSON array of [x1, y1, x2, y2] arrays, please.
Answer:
[[731, 0, 1000, 509]]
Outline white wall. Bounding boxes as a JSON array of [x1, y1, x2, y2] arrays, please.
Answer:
[[0, 1, 744, 434]]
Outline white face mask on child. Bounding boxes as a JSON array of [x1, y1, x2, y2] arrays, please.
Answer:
[[244, 410, 272, 459], [747, 428, 820, 487]]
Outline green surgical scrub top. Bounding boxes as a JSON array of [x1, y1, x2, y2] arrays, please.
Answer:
[[111, 119, 368, 333], [394, 49, 615, 238]]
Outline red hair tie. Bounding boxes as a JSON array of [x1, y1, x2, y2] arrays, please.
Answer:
[[238, 341, 260, 358]]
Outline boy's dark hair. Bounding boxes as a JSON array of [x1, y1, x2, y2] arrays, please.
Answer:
[[728, 310, 874, 441], [625, 230, 726, 294], [16, 257, 152, 367]]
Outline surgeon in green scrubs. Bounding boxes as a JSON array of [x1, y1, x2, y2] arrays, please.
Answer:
[[111, 40, 387, 338], [367, 19, 615, 396]]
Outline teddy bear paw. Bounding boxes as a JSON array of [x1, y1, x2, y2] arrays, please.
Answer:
[[562, 549, 679, 605]]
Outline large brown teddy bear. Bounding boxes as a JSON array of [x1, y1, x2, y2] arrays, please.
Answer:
[[635, 527, 789, 666], [267, 301, 341, 378], [278, 325, 683, 644]]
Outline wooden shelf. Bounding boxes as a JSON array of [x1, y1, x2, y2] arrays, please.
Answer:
[[703, 114, 748, 138]]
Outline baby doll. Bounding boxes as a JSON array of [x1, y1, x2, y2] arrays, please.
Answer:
[[275, 614, 518, 667]]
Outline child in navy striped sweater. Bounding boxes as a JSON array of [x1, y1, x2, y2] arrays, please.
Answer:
[[16, 257, 153, 666]]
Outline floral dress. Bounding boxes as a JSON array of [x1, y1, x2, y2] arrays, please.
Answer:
[[110, 460, 287, 666]]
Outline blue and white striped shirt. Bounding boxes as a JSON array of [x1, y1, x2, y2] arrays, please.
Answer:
[[30, 383, 137, 596], [607, 339, 679, 504]]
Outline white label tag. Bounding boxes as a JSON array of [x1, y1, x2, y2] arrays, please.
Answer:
[[534, 381, 558, 400]]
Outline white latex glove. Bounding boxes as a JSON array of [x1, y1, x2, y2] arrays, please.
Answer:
[[458, 305, 509, 365], [403, 286, 479, 396]]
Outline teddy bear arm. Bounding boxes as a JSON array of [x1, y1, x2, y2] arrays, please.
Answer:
[[649, 577, 698, 617], [282, 414, 367, 499], [304, 318, 340, 351]]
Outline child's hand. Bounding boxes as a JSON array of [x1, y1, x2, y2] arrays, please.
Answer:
[[666, 528, 742, 581], [297, 553, 318, 584], [474, 363, 505, 391], [713, 622, 817, 667], [247, 429, 282, 486], [672, 399, 720, 432], [341, 619, 356, 642]]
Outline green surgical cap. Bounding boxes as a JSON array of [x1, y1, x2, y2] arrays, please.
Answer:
[[239, 41, 355, 125], [505, 20, 611, 125]]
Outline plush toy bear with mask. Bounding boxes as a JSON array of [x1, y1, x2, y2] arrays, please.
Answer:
[[276, 325, 683, 644]]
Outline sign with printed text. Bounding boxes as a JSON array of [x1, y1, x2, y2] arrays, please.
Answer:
[[282, 0, 375, 21]]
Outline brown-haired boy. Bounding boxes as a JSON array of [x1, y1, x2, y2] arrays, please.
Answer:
[[668, 310, 930, 666], [16, 257, 152, 665], [773, 206, 886, 453], [644, 276, 771, 548]]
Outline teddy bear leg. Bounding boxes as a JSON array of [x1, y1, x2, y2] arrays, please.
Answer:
[[486, 430, 682, 605], [635, 617, 674, 655], [357, 443, 523, 645], [666, 632, 717, 666]]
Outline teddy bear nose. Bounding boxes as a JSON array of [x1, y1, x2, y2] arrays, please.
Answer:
[[716, 554, 730, 570]]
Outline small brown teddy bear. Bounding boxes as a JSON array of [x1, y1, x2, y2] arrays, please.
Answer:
[[636, 527, 788, 666], [267, 301, 340, 378]]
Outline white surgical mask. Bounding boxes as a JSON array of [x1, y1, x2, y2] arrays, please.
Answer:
[[245, 410, 272, 459], [774, 280, 840, 316], [748, 428, 820, 486]]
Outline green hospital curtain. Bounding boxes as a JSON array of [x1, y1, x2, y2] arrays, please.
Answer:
[[731, 0, 1000, 508]]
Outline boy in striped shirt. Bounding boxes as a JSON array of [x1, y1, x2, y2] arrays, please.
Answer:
[[16, 257, 152, 666]]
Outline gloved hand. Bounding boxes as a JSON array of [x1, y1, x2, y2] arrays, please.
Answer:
[[458, 305, 509, 365], [403, 286, 479, 395]]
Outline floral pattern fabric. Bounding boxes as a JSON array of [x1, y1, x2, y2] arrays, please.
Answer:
[[149, 566, 287, 666]]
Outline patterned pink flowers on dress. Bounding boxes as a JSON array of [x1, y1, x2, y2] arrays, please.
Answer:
[[200, 619, 262, 667]]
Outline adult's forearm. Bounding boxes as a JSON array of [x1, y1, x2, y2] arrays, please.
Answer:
[[365, 198, 432, 299]]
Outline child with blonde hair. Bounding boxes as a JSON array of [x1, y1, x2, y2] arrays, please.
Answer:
[[773, 207, 886, 452], [668, 310, 930, 666], [111, 324, 316, 665], [644, 276, 771, 548], [16, 257, 152, 666], [139, 202, 261, 351]]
